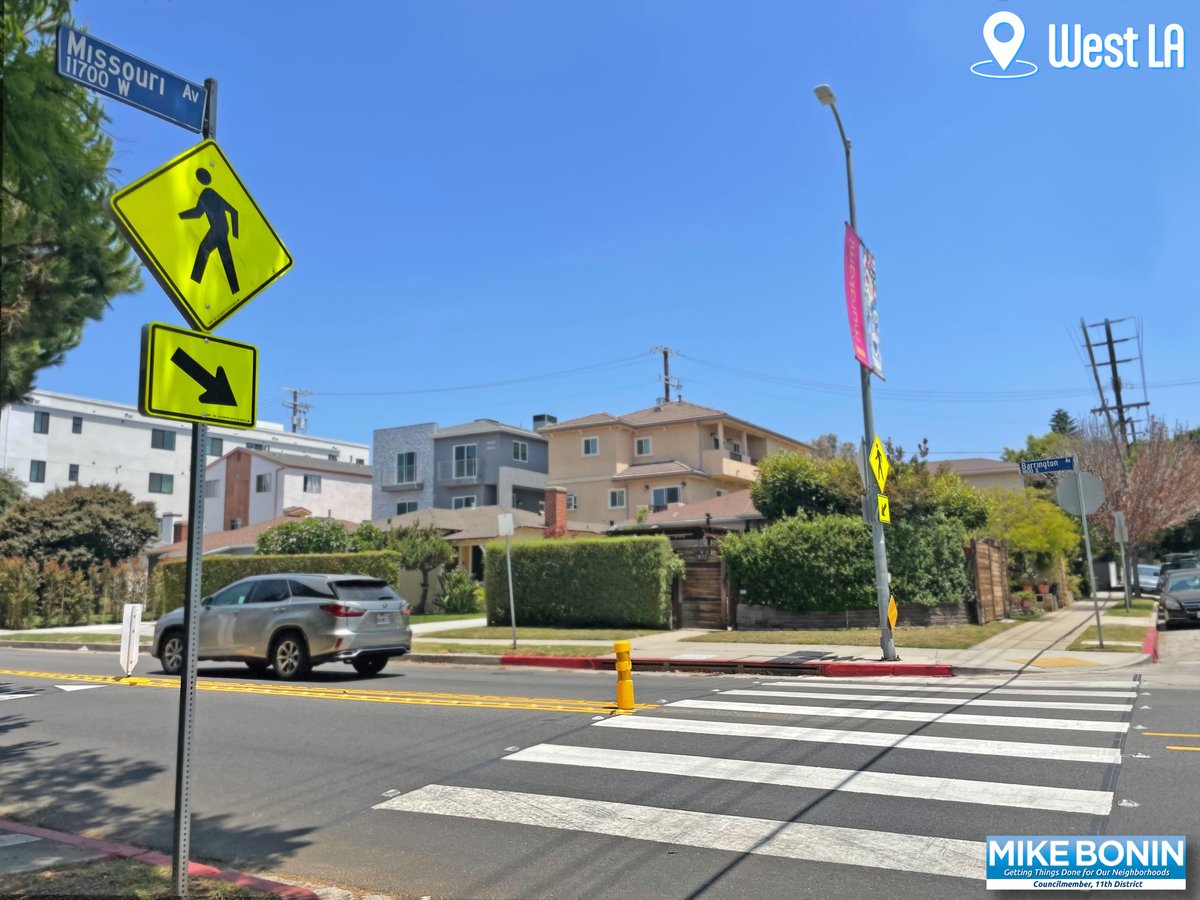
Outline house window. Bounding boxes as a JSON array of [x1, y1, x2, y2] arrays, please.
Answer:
[[652, 486, 681, 507], [328, 453, 339, 461], [582, 437, 598, 457], [149, 473, 174, 494], [396, 451, 416, 484], [453, 495, 476, 510], [454, 444, 477, 478], [711, 434, 720, 450], [207, 436, 224, 456], [72, 416, 83, 434], [566, 493, 577, 510], [204, 479, 220, 499], [303, 474, 322, 493], [29, 460, 46, 483], [255, 473, 272, 493], [635, 437, 652, 456], [151, 428, 176, 450], [246, 442, 265, 451], [730, 441, 742, 455], [715, 488, 726, 497], [512, 440, 528, 462], [396, 501, 418, 514], [608, 489, 626, 509], [33, 411, 49, 434], [68, 463, 80, 482]]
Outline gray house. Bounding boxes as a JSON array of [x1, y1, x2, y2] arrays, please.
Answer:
[[371, 417, 552, 520]]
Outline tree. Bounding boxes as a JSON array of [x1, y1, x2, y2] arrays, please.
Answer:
[[2, 0, 142, 404], [751, 452, 858, 521], [0, 469, 24, 515], [0, 484, 159, 568], [388, 526, 456, 613], [255, 517, 357, 555], [1049, 409, 1079, 436], [1001, 431, 1074, 465], [808, 433, 856, 461], [984, 487, 1079, 584]]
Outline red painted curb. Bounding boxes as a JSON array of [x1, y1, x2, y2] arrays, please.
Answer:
[[1141, 624, 1159, 662], [0, 818, 320, 900], [499, 655, 610, 670]]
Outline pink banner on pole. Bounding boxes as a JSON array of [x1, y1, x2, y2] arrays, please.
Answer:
[[843, 223, 869, 368]]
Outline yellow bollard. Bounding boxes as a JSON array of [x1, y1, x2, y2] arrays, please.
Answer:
[[613, 640, 634, 711]]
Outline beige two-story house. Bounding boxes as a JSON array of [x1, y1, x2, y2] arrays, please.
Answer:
[[539, 400, 810, 523]]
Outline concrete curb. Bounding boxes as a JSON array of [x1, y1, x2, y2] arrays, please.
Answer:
[[0, 817, 320, 899], [1142, 624, 1160, 663], [0, 639, 144, 653]]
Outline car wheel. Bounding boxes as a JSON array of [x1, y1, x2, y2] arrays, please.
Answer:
[[271, 633, 311, 681], [245, 660, 270, 677], [352, 655, 388, 677], [159, 631, 184, 675]]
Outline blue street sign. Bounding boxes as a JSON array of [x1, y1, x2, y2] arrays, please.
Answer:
[[1018, 455, 1076, 476], [55, 27, 206, 133]]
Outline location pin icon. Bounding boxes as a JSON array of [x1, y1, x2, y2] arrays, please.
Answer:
[[983, 10, 1025, 70]]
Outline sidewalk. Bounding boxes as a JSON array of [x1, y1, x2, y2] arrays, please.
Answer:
[[1, 604, 1153, 676]]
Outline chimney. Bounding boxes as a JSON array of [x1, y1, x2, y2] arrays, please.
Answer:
[[177, 523, 189, 545], [544, 486, 568, 538], [533, 413, 557, 431]]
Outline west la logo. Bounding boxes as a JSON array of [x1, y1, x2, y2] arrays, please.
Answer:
[[971, 11, 1186, 78]]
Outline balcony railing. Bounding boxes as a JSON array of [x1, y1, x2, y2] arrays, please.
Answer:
[[381, 471, 423, 492], [437, 458, 484, 483]]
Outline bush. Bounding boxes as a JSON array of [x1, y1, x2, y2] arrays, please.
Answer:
[[255, 518, 357, 555], [484, 536, 682, 628], [437, 567, 483, 613], [38, 559, 92, 626], [87, 561, 149, 623], [722, 514, 970, 612], [0, 557, 39, 628], [152, 551, 407, 609]]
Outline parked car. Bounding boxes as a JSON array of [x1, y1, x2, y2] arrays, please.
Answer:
[[1136, 563, 1163, 594], [152, 574, 412, 680], [1157, 568, 1200, 629]]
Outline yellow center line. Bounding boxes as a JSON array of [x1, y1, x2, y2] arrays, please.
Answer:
[[1165, 746, 1200, 752], [0, 667, 656, 714], [1141, 732, 1200, 738]]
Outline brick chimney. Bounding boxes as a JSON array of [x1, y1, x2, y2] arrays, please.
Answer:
[[176, 523, 189, 545], [544, 486, 568, 538]]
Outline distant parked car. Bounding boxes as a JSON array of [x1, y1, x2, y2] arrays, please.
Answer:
[[1157, 568, 1200, 629], [1137, 563, 1163, 594], [152, 574, 412, 680]]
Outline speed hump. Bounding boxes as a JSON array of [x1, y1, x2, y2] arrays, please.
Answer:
[[139, 322, 257, 429], [111, 140, 292, 332]]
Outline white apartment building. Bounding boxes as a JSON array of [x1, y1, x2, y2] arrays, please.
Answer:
[[0, 390, 370, 538]]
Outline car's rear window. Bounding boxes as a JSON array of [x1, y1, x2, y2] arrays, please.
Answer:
[[333, 580, 401, 602], [1167, 575, 1200, 593]]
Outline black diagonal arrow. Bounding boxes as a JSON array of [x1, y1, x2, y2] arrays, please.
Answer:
[[171, 347, 237, 406]]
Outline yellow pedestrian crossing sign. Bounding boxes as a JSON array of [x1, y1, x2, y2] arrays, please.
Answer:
[[869, 435, 890, 492], [877, 493, 891, 524], [887, 595, 898, 630], [111, 140, 291, 332], [139, 322, 257, 429]]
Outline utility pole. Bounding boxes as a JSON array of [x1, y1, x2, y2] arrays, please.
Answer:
[[281, 387, 312, 433], [651, 346, 681, 403]]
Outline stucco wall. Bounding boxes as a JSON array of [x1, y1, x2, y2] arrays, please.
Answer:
[[280, 468, 371, 522], [372, 423, 436, 518]]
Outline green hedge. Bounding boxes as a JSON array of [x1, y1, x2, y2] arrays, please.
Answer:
[[149, 551, 406, 617], [483, 536, 682, 628], [722, 514, 970, 612]]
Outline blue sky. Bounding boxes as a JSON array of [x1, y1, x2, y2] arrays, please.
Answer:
[[42, 0, 1199, 458]]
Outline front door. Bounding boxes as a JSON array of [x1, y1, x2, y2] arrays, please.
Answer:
[[232, 578, 291, 656]]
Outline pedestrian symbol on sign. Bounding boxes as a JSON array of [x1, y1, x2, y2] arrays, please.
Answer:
[[178, 168, 239, 294]]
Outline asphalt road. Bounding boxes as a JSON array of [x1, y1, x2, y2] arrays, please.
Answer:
[[2, 643, 1198, 899]]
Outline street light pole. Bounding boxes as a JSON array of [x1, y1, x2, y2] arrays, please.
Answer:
[[814, 84, 898, 661]]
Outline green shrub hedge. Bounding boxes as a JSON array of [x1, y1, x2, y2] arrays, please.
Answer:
[[149, 551, 406, 616], [722, 514, 969, 612], [483, 536, 682, 628]]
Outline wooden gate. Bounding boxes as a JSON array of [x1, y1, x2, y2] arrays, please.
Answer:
[[680, 558, 728, 629]]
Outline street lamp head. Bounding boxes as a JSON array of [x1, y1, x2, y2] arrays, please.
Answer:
[[813, 84, 836, 106]]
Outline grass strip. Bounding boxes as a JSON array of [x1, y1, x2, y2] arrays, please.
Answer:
[[0, 632, 126, 644], [1068, 624, 1151, 651], [0, 858, 273, 898], [427, 626, 664, 641], [407, 612, 482, 625], [682, 618, 1021, 650], [412, 641, 611, 657]]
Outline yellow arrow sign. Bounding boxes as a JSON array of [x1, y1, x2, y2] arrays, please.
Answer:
[[869, 435, 890, 493], [111, 140, 291, 332], [139, 322, 257, 429], [877, 493, 891, 524], [888, 595, 898, 630]]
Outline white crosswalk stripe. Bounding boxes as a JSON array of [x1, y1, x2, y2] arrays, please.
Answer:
[[376, 675, 1138, 882]]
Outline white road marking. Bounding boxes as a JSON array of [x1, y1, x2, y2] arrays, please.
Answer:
[[594, 715, 1123, 764], [669, 699, 1129, 733], [0, 835, 41, 848], [760, 681, 1138, 699], [722, 689, 1131, 713], [823, 678, 1139, 689], [0, 694, 36, 702], [55, 684, 105, 692], [375, 784, 984, 880], [505, 744, 1113, 815]]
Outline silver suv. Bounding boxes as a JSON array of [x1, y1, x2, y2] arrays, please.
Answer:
[[152, 573, 412, 680]]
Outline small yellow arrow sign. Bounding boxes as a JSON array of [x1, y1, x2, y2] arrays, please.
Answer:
[[139, 322, 257, 429], [870, 435, 890, 493], [888, 595, 898, 630], [877, 493, 891, 524]]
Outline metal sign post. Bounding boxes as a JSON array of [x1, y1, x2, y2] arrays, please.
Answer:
[[1072, 465, 1103, 649], [1113, 511, 1133, 612], [498, 514, 517, 650]]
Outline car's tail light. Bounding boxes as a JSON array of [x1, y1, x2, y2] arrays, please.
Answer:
[[319, 603, 365, 618], [399, 607, 411, 616]]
